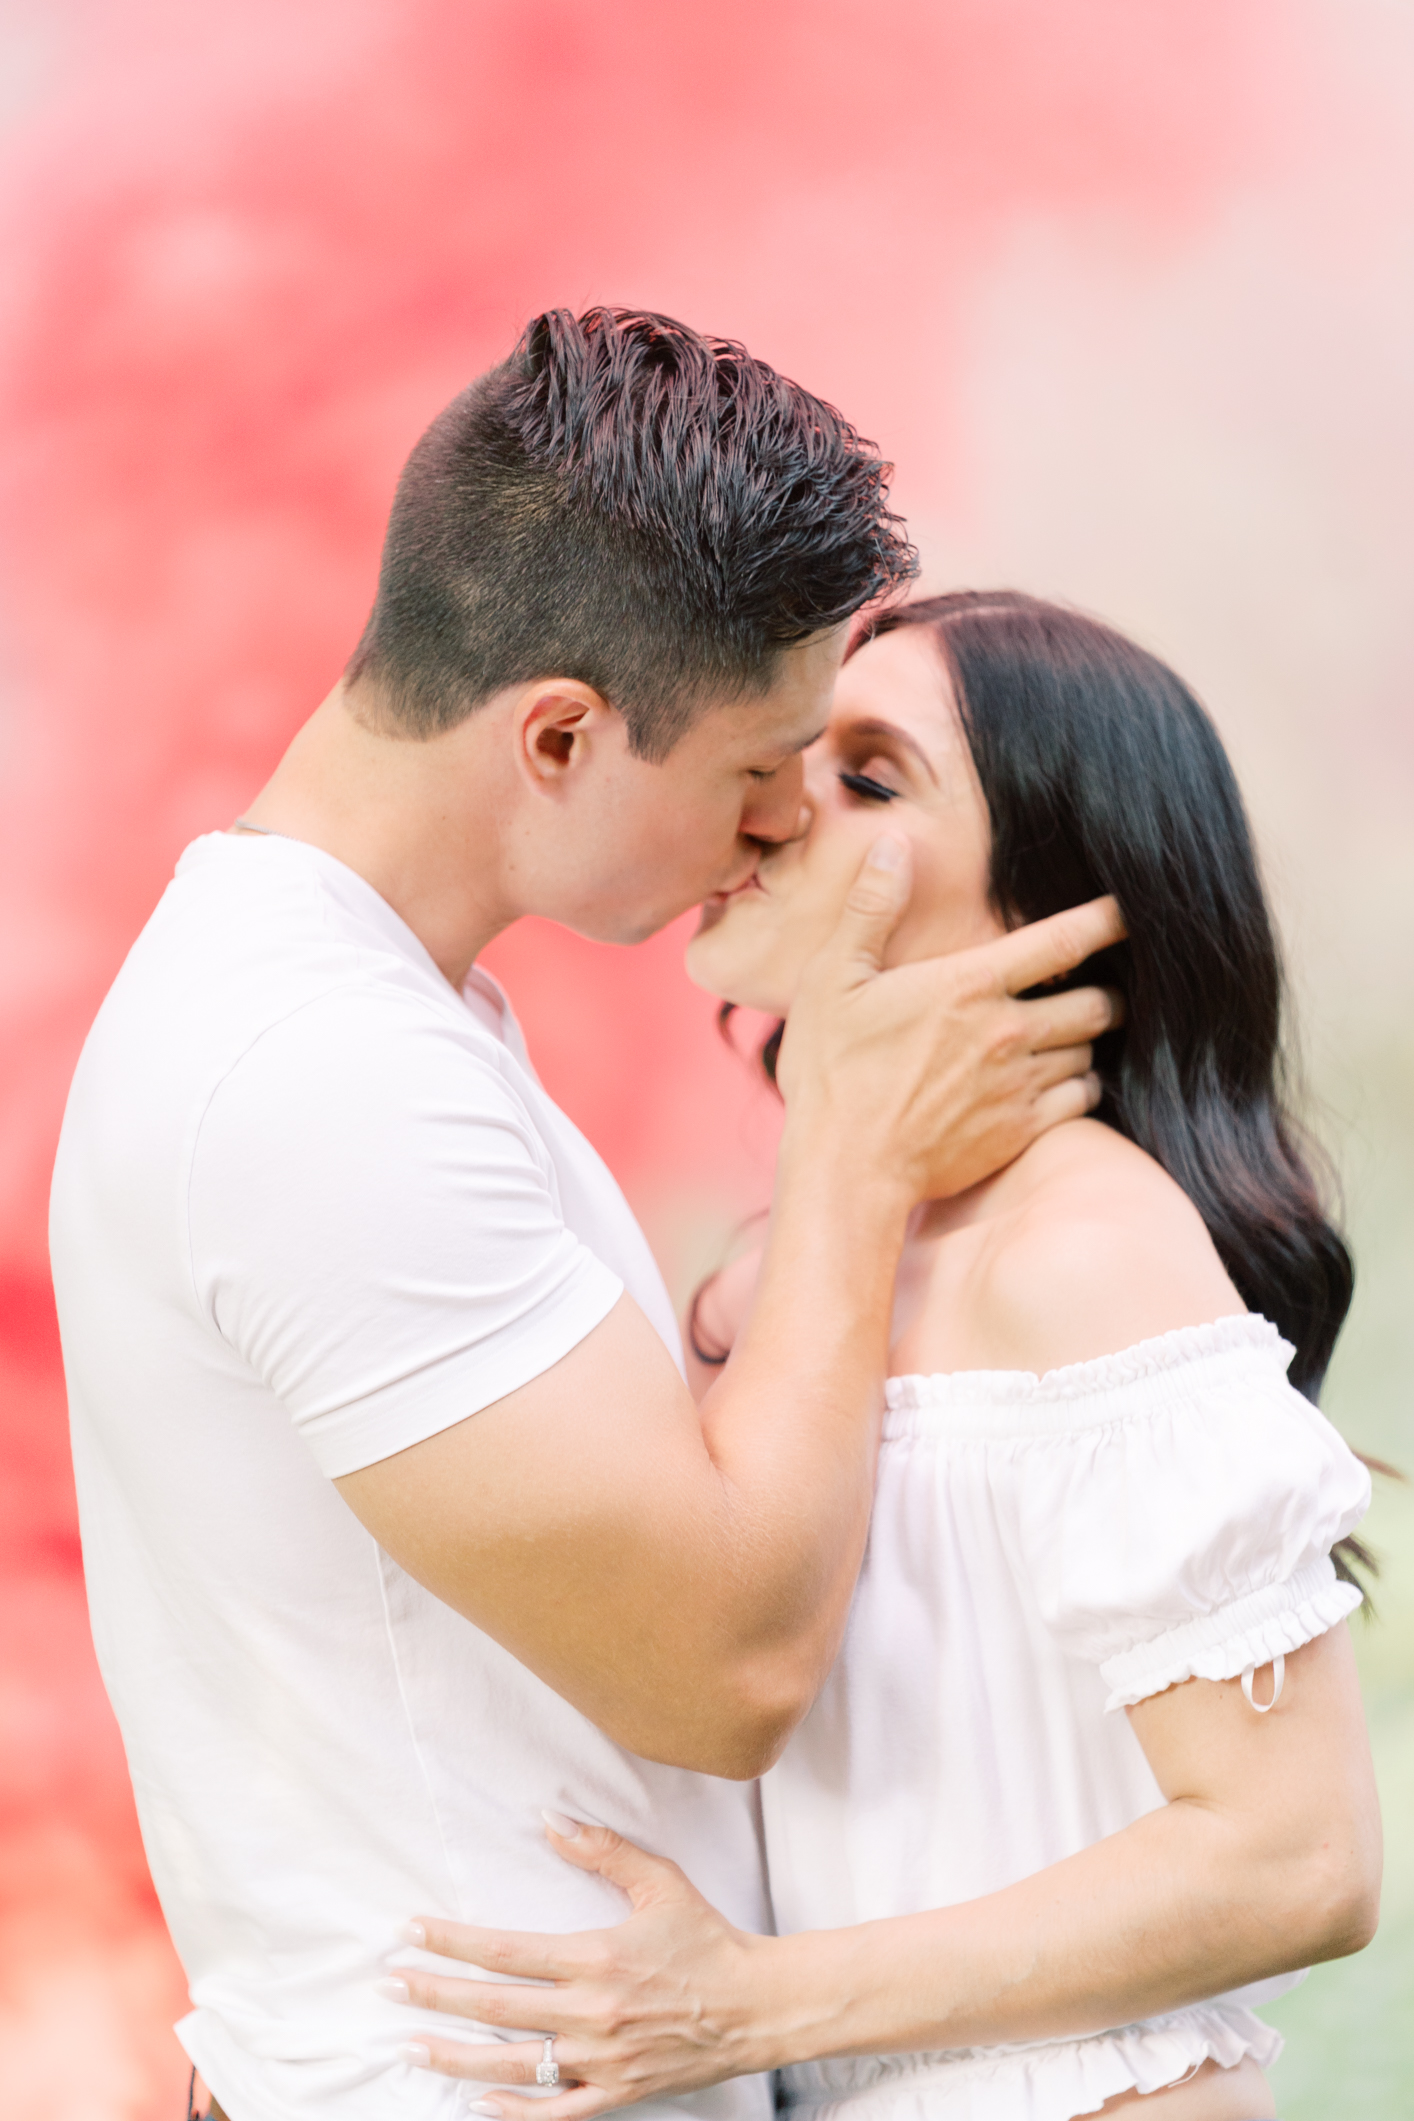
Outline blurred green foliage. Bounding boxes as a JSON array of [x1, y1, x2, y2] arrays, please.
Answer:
[[1268, 1032, 1414, 2115]]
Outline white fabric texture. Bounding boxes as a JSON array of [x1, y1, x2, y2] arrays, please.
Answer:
[[51, 832, 773, 2121], [763, 1318, 1370, 2121]]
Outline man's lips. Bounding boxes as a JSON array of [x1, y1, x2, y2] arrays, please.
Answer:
[[704, 871, 765, 909]]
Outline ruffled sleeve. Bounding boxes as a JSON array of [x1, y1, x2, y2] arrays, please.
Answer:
[[1012, 1318, 1371, 1709]]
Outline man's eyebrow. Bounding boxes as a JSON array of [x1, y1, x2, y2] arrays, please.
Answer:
[[752, 723, 825, 763], [788, 724, 828, 755], [842, 716, 939, 786]]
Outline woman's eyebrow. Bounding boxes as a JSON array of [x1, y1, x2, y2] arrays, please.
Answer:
[[840, 716, 939, 786]]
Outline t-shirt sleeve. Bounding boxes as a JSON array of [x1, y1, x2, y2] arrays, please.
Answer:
[[1014, 1324, 1372, 1709], [187, 989, 624, 1477]]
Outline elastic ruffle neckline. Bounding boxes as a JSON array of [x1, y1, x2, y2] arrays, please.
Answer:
[[885, 1314, 1289, 1414]]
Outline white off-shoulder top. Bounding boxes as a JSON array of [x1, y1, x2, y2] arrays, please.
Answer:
[[761, 1318, 1371, 2121]]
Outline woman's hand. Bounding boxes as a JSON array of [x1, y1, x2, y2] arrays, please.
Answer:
[[393, 1816, 775, 2119], [389, 1633, 1381, 2111]]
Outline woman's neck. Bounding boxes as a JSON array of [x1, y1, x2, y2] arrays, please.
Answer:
[[888, 1117, 1243, 1378]]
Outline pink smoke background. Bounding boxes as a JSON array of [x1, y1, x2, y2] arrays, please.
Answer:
[[2, 4, 1412, 2115]]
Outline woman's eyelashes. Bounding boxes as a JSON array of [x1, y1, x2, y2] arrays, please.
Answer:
[[839, 769, 899, 803]]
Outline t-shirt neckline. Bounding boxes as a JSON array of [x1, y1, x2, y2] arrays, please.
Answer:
[[182, 830, 515, 1047]]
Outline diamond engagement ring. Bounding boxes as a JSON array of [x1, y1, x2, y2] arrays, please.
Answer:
[[536, 2036, 560, 2088]]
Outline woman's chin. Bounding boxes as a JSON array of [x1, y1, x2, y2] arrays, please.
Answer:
[[684, 933, 789, 1015]]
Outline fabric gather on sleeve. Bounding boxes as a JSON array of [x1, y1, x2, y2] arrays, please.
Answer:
[[1098, 1553, 1363, 1709], [978, 1317, 1375, 1708]]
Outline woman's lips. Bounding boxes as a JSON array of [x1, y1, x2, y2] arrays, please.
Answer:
[[697, 871, 765, 935], [705, 872, 766, 908]]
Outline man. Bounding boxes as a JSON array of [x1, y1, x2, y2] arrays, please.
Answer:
[[50, 308, 1120, 2121]]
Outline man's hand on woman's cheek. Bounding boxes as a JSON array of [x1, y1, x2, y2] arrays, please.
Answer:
[[776, 842, 1126, 1203]]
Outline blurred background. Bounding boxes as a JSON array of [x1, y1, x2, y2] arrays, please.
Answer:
[[1, 2, 1410, 2115]]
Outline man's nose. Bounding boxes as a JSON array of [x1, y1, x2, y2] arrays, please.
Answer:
[[745, 757, 811, 846]]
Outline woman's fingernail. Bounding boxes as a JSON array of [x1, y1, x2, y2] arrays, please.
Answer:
[[397, 1920, 427, 1946], [375, 1977, 410, 2003], [542, 1808, 582, 1839], [399, 2042, 432, 2067], [464, 2103, 501, 2116], [867, 835, 905, 871]]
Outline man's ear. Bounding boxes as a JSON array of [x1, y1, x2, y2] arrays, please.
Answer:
[[515, 680, 619, 792]]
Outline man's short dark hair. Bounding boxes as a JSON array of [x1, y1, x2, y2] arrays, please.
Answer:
[[346, 307, 917, 760]]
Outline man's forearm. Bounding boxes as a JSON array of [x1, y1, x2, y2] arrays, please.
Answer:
[[337, 1125, 915, 1782], [334, 888, 1124, 1774], [693, 1123, 913, 1729]]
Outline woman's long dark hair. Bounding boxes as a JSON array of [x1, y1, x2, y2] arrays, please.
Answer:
[[873, 591, 1353, 1393], [706, 591, 1378, 1582]]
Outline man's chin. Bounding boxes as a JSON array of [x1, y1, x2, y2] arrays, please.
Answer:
[[557, 898, 697, 949]]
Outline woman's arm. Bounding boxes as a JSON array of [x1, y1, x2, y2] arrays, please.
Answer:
[[391, 1624, 1380, 2116]]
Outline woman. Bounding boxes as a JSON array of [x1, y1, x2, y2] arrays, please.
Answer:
[[389, 595, 1381, 2119]]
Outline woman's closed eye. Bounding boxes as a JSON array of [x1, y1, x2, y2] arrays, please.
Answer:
[[839, 770, 899, 803]]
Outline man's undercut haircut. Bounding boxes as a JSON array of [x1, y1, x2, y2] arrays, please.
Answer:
[[346, 307, 918, 761]]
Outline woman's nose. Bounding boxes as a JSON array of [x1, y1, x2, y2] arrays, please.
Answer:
[[785, 793, 812, 842]]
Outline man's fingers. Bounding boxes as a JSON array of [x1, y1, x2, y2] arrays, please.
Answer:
[[1031, 1071, 1104, 1135], [993, 896, 1126, 997], [1027, 1043, 1096, 1094], [821, 835, 913, 980], [1018, 982, 1124, 1052]]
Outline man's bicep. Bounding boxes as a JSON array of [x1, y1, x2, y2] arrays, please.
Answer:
[[334, 1294, 719, 1716]]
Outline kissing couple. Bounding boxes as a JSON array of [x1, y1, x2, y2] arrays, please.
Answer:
[[52, 307, 1378, 2121]]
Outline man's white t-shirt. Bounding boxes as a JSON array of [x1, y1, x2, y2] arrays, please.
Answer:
[[50, 833, 772, 2121]]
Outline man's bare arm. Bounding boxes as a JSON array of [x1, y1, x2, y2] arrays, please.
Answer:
[[337, 853, 1123, 1775]]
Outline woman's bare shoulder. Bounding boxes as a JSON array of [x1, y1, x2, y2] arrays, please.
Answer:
[[947, 1121, 1246, 1377]]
